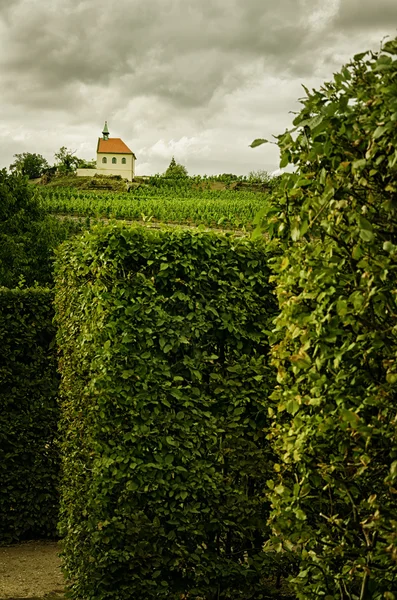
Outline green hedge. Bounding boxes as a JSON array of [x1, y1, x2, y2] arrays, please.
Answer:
[[55, 224, 278, 600], [264, 40, 397, 598], [0, 288, 59, 544]]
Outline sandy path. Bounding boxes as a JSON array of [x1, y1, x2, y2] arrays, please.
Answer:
[[0, 541, 64, 599]]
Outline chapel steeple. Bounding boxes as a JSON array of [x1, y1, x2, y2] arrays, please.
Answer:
[[102, 121, 109, 141]]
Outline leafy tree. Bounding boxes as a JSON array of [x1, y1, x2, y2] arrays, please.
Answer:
[[0, 169, 79, 287], [10, 152, 49, 179], [214, 173, 240, 182], [253, 37, 397, 598], [247, 169, 271, 183], [164, 156, 188, 178], [76, 157, 96, 169], [54, 146, 79, 174]]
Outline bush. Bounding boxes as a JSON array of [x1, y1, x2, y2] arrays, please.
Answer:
[[261, 38, 397, 598], [0, 288, 59, 544], [55, 224, 278, 600]]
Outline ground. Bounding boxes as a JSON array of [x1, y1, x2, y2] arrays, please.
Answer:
[[0, 541, 64, 600], [0, 541, 295, 599]]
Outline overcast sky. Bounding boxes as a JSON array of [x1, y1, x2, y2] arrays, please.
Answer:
[[0, 0, 396, 176]]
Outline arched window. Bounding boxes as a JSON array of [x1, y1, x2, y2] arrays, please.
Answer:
[[102, 157, 107, 164], [112, 157, 117, 164], [121, 157, 126, 164]]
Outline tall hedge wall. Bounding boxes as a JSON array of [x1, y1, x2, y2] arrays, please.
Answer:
[[55, 224, 278, 600], [0, 288, 59, 544]]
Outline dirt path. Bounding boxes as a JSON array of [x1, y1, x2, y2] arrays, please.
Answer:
[[0, 541, 64, 599]]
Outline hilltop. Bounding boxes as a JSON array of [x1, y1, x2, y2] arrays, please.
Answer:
[[30, 172, 277, 194]]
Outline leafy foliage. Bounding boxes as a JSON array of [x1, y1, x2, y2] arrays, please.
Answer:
[[250, 139, 269, 149], [54, 146, 80, 174], [10, 152, 50, 179], [55, 224, 278, 600], [0, 288, 59, 544], [211, 173, 241, 182], [0, 169, 82, 287], [259, 38, 397, 598], [164, 156, 188, 178], [76, 157, 96, 169], [247, 170, 272, 184]]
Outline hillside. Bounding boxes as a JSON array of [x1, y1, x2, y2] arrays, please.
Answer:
[[30, 172, 274, 194]]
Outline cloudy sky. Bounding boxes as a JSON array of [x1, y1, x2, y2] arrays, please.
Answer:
[[0, 0, 396, 176]]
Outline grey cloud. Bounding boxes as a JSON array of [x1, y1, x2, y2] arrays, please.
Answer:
[[0, 0, 396, 175], [333, 0, 397, 31], [0, 0, 330, 112]]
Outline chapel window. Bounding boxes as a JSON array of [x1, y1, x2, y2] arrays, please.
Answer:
[[102, 157, 107, 164], [112, 157, 117, 164]]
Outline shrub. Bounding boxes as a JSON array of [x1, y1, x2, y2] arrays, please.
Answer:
[[55, 224, 278, 600], [257, 38, 397, 598], [0, 288, 59, 544]]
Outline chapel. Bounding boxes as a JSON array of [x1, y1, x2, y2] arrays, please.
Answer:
[[76, 122, 136, 181]]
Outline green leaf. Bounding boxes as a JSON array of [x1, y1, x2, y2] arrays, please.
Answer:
[[354, 51, 367, 61], [336, 299, 348, 316], [295, 508, 306, 520], [252, 207, 266, 225], [300, 220, 309, 237], [373, 125, 388, 139], [250, 138, 269, 148], [279, 153, 290, 168], [352, 159, 366, 171], [322, 186, 335, 203], [121, 369, 134, 379], [286, 399, 300, 415], [358, 216, 374, 242], [386, 372, 397, 384], [280, 256, 289, 271], [291, 220, 301, 241]]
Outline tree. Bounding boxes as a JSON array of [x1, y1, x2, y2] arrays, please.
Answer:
[[0, 169, 78, 287], [247, 169, 271, 183], [10, 153, 49, 179], [76, 157, 96, 169], [54, 147, 79, 174], [164, 156, 188, 178], [254, 37, 397, 598]]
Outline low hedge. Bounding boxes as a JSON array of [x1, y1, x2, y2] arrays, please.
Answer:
[[0, 288, 59, 544], [55, 224, 278, 600]]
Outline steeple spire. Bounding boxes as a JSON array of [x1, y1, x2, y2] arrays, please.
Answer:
[[102, 121, 109, 141]]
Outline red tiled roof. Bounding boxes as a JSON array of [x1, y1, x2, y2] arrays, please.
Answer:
[[97, 138, 135, 155]]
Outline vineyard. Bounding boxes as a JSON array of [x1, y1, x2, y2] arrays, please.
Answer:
[[39, 184, 270, 230]]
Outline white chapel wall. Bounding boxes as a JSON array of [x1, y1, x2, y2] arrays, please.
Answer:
[[96, 153, 134, 180]]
